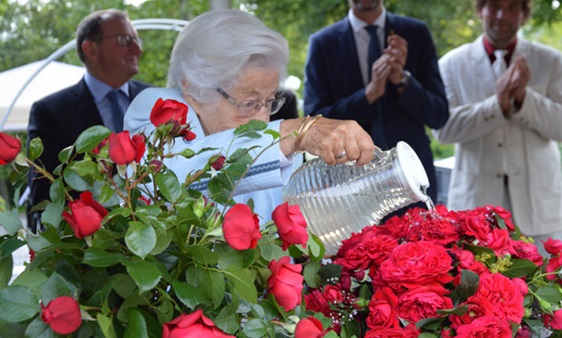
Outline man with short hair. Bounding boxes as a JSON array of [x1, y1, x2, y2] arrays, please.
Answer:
[[435, 0, 562, 255], [27, 9, 150, 232]]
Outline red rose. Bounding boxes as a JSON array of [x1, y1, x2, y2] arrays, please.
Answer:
[[544, 309, 562, 330], [461, 215, 493, 242], [304, 289, 330, 316], [0, 132, 21, 165], [546, 256, 562, 281], [211, 155, 226, 170], [544, 238, 562, 256], [108, 131, 146, 165], [365, 324, 419, 338], [62, 191, 108, 239], [473, 273, 524, 323], [378, 241, 453, 291], [162, 309, 234, 338], [509, 239, 544, 266], [41, 296, 81, 334], [323, 284, 344, 304], [182, 129, 197, 141], [267, 256, 304, 311], [295, 317, 324, 338], [405, 217, 460, 246], [366, 287, 399, 329], [450, 295, 495, 329], [485, 228, 511, 255], [222, 204, 261, 250], [455, 315, 512, 338], [487, 205, 515, 231], [272, 202, 308, 250], [150, 98, 188, 126], [395, 284, 453, 323], [511, 277, 529, 296]]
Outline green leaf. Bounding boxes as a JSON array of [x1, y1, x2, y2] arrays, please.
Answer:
[[0, 208, 22, 236], [234, 120, 268, 138], [0, 255, 13, 289], [264, 129, 280, 140], [97, 313, 117, 338], [58, 145, 74, 164], [186, 245, 219, 266], [123, 308, 148, 338], [303, 260, 321, 289], [242, 318, 272, 338], [155, 171, 182, 202], [150, 227, 173, 255], [449, 269, 480, 304], [535, 285, 562, 304], [28, 137, 44, 161], [11, 269, 49, 291], [48, 178, 65, 204], [307, 232, 325, 261], [0, 285, 39, 322], [198, 269, 226, 309], [317, 264, 342, 285], [225, 267, 258, 304], [173, 280, 209, 310], [214, 295, 240, 335], [40, 202, 64, 229], [125, 221, 157, 260], [502, 258, 539, 278], [23, 317, 55, 338], [67, 158, 100, 179], [123, 259, 162, 293], [41, 272, 77, 304], [63, 166, 92, 192], [82, 248, 124, 267], [259, 242, 285, 262], [75, 125, 111, 153]]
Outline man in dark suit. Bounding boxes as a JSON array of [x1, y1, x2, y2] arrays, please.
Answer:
[[304, 0, 449, 203], [27, 9, 149, 231]]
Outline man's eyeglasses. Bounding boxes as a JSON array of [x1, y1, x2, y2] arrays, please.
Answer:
[[98, 34, 142, 48], [215, 88, 286, 116]]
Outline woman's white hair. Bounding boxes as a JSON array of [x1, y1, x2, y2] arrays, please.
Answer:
[[167, 9, 289, 104]]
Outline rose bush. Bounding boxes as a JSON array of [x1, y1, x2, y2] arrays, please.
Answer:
[[0, 99, 332, 338], [301, 205, 562, 337]]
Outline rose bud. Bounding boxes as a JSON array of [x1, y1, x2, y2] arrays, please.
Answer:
[[62, 191, 108, 239], [108, 131, 146, 165], [272, 202, 308, 250], [41, 296, 82, 334], [267, 256, 304, 311], [0, 132, 21, 165], [223, 204, 262, 250]]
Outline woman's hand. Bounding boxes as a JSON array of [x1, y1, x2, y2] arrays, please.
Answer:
[[280, 117, 378, 166]]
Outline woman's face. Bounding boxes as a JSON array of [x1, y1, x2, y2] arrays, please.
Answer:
[[198, 67, 280, 135]]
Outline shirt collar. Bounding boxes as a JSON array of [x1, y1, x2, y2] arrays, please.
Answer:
[[483, 36, 517, 62], [84, 72, 130, 103]]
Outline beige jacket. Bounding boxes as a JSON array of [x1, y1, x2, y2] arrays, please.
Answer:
[[434, 36, 562, 236]]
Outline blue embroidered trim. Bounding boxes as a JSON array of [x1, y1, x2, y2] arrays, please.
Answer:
[[189, 160, 281, 192]]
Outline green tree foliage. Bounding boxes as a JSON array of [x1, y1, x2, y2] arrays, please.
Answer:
[[0, 0, 560, 161]]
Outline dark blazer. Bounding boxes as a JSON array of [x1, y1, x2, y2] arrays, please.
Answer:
[[26, 78, 149, 230], [304, 13, 449, 201]]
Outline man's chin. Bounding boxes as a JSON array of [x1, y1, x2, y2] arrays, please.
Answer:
[[353, 0, 380, 11]]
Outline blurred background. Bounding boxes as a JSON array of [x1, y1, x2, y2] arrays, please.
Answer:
[[1, 0, 561, 207]]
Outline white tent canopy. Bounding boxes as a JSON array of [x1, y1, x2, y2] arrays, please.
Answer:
[[0, 61, 85, 131]]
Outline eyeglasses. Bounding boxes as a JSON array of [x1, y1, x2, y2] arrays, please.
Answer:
[[98, 34, 142, 48], [215, 87, 286, 116]]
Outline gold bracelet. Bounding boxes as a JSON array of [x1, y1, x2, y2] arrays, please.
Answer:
[[295, 114, 323, 152]]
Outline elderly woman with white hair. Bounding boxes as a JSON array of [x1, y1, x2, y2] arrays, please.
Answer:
[[124, 9, 376, 220]]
